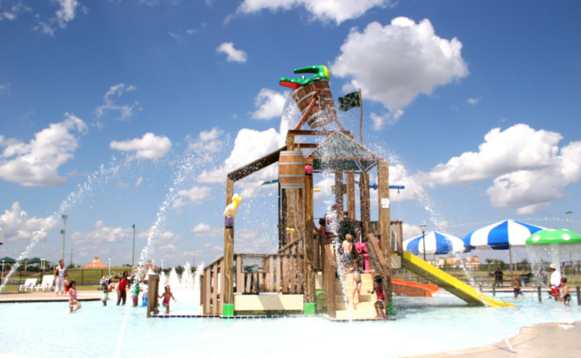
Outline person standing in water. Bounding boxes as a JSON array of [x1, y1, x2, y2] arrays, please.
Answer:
[[113, 271, 130, 306], [68, 281, 82, 313], [159, 285, 176, 314], [549, 264, 561, 300], [54, 260, 67, 296]]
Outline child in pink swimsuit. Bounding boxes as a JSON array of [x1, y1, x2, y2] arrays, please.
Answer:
[[68, 281, 82, 313], [159, 285, 176, 314]]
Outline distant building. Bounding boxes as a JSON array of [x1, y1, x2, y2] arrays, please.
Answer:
[[142, 260, 159, 270], [83, 255, 109, 268]]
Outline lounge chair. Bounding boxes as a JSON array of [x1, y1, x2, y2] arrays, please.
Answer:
[[36, 275, 54, 292], [19, 278, 37, 293]]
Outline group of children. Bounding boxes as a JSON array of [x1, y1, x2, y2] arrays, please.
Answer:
[[97, 273, 176, 313], [512, 273, 572, 306], [346, 261, 388, 320]]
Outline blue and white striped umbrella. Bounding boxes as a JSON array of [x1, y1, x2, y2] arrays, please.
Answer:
[[464, 220, 545, 250], [403, 231, 467, 255]]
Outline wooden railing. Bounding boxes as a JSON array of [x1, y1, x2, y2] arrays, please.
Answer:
[[279, 237, 303, 255], [201, 253, 304, 314]]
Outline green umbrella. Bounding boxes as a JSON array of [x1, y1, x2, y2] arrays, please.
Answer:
[[526, 229, 581, 245], [0, 257, 16, 264]]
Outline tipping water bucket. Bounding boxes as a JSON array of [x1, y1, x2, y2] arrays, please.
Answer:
[[292, 80, 336, 129], [279, 151, 305, 189]]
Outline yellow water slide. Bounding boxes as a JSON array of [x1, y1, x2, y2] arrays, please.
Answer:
[[402, 251, 514, 307]]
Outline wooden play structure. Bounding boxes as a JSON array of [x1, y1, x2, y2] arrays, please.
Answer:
[[195, 66, 404, 319]]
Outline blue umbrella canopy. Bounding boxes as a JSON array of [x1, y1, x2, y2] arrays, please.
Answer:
[[403, 231, 467, 255], [464, 220, 545, 250]]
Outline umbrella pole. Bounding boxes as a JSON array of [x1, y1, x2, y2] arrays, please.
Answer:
[[509, 244, 514, 283]]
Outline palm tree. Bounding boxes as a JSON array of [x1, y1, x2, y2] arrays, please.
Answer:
[[485, 258, 494, 272]]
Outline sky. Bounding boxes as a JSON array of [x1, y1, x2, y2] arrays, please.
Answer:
[[0, 0, 580, 268]]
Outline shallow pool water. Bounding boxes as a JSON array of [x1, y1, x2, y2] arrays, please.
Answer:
[[0, 291, 579, 358]]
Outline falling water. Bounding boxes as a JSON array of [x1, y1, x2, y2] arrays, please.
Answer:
[[0, 157, 128, 292]]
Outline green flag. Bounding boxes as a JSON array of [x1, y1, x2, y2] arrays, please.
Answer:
[[338, 92, 360, 112]]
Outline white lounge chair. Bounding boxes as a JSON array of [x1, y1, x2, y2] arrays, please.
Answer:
[[19, 278, 37, 293], [36, 275, 54, 292]]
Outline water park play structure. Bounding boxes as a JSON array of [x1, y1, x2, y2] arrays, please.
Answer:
[[145, 65, 512, 319]]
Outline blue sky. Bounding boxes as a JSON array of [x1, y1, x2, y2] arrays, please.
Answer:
[[0, 0, 580, 268]]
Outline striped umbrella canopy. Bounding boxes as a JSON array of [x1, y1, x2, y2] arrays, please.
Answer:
[[403, 231, 467, 255], [464, 220, 545, 250]]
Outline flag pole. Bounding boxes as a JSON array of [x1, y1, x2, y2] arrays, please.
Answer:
[[359, 88, 363, 144]]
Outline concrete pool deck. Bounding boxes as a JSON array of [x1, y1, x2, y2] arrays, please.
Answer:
[[0, 290, 102, 303], [406, 321, 581, 358]]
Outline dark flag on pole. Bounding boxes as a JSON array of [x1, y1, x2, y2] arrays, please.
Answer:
[[338, 91, 361, 112]]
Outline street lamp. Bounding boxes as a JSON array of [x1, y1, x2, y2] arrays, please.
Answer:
[[108, 258, 111, 276], [132, 224, 136, 268], [61, 214, 67, 263], [161, 259, 164, 271], [1, 259, 4, 284], [420, 221, 427, 261], [566, 211, 573, 231]]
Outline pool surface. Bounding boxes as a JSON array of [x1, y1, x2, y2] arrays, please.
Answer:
[[0, 291, 579, 358]]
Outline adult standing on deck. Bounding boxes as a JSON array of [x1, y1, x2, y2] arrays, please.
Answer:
[[54, 260, 67, 296], [549, 264, 561, 300], [494, 267, 503, 288], [324, 205, 342, 245]]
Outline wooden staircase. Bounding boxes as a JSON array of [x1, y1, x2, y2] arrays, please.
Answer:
[[334, 273, 379, 320]]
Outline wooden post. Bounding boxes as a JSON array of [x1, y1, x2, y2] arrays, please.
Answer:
[[304, 163, 315, 314], [346, 171, 356, 219], [537, 286, 542, 302], [377, 160, 393, 314], [391, 220, 403, 256], [334, 172, 344, 212], [359, 173, 370, 241], [223, 180, 235, 316], [147, 273, 159, 317], [281, 188, 288, 248], [323, 245, 337, 318]]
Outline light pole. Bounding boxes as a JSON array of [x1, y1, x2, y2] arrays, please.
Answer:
[[61, 214, 67, 263], [132, 224, 136, 268], [161, 259, 164, 271], [566, 211, 573, 231], [1, 260, 4, 284], [108, 258, 111, 276], [40, 258, 45, 282], [420, 221, 427, 261]]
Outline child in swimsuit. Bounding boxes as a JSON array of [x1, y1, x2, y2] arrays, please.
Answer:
[[68, 281, 82, 313], [101, 282, 110, 306], [346, 262, 362, 309], [342, 234, 354, 268], [560, 277, 571, 306], [159, 285, 176, 314], [131, 278, 141, 307], [512, 277, 523, 298], [368, 275, 387, 320]]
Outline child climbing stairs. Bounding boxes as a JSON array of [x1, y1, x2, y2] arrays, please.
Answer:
[[335, 273, 380, 320]]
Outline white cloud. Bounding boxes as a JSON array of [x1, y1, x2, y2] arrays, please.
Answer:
[[429, 124, 562, 186], [173, 186, 213, 211], [94, 84, 141, 121], [0, 1, 31, 21], [186, 128, 227, 164], [187, 23, 206, 34], [388, 163, 429, 202], [0, 202, 57, 242], [237, 0, 392, 25], [216, 42, 247, 63], [134, 177, 143, 187], [110, 133, 172, 161], [250, 89, 288, 120], [485, 140, 581, 214], [191, 223, 221, 238], [467, 97, 481, 105], [330, 17, 468, 115], [71, 221, 180, 246], [402, 223, 422, 240], [35, 0, 83, 36], [369, 110, 403, 130], [0, 113, 87, 186], [0, 84, 10, 95]]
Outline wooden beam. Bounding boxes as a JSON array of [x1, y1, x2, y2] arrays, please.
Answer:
[[359, 173, 370, 240], [286, 132, 295, 150], [377, 160, 393, 313], [288, 130, 351, 136], [223, 180, 235, 312], [334, 172, 343, 212], [346, 171, 356, 219], [280, 188, 288, 249], [304, 159, 315, 304], [227, 146, 287, 182]]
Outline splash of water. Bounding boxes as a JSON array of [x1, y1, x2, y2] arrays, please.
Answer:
[[0, 157, 128, 292]]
